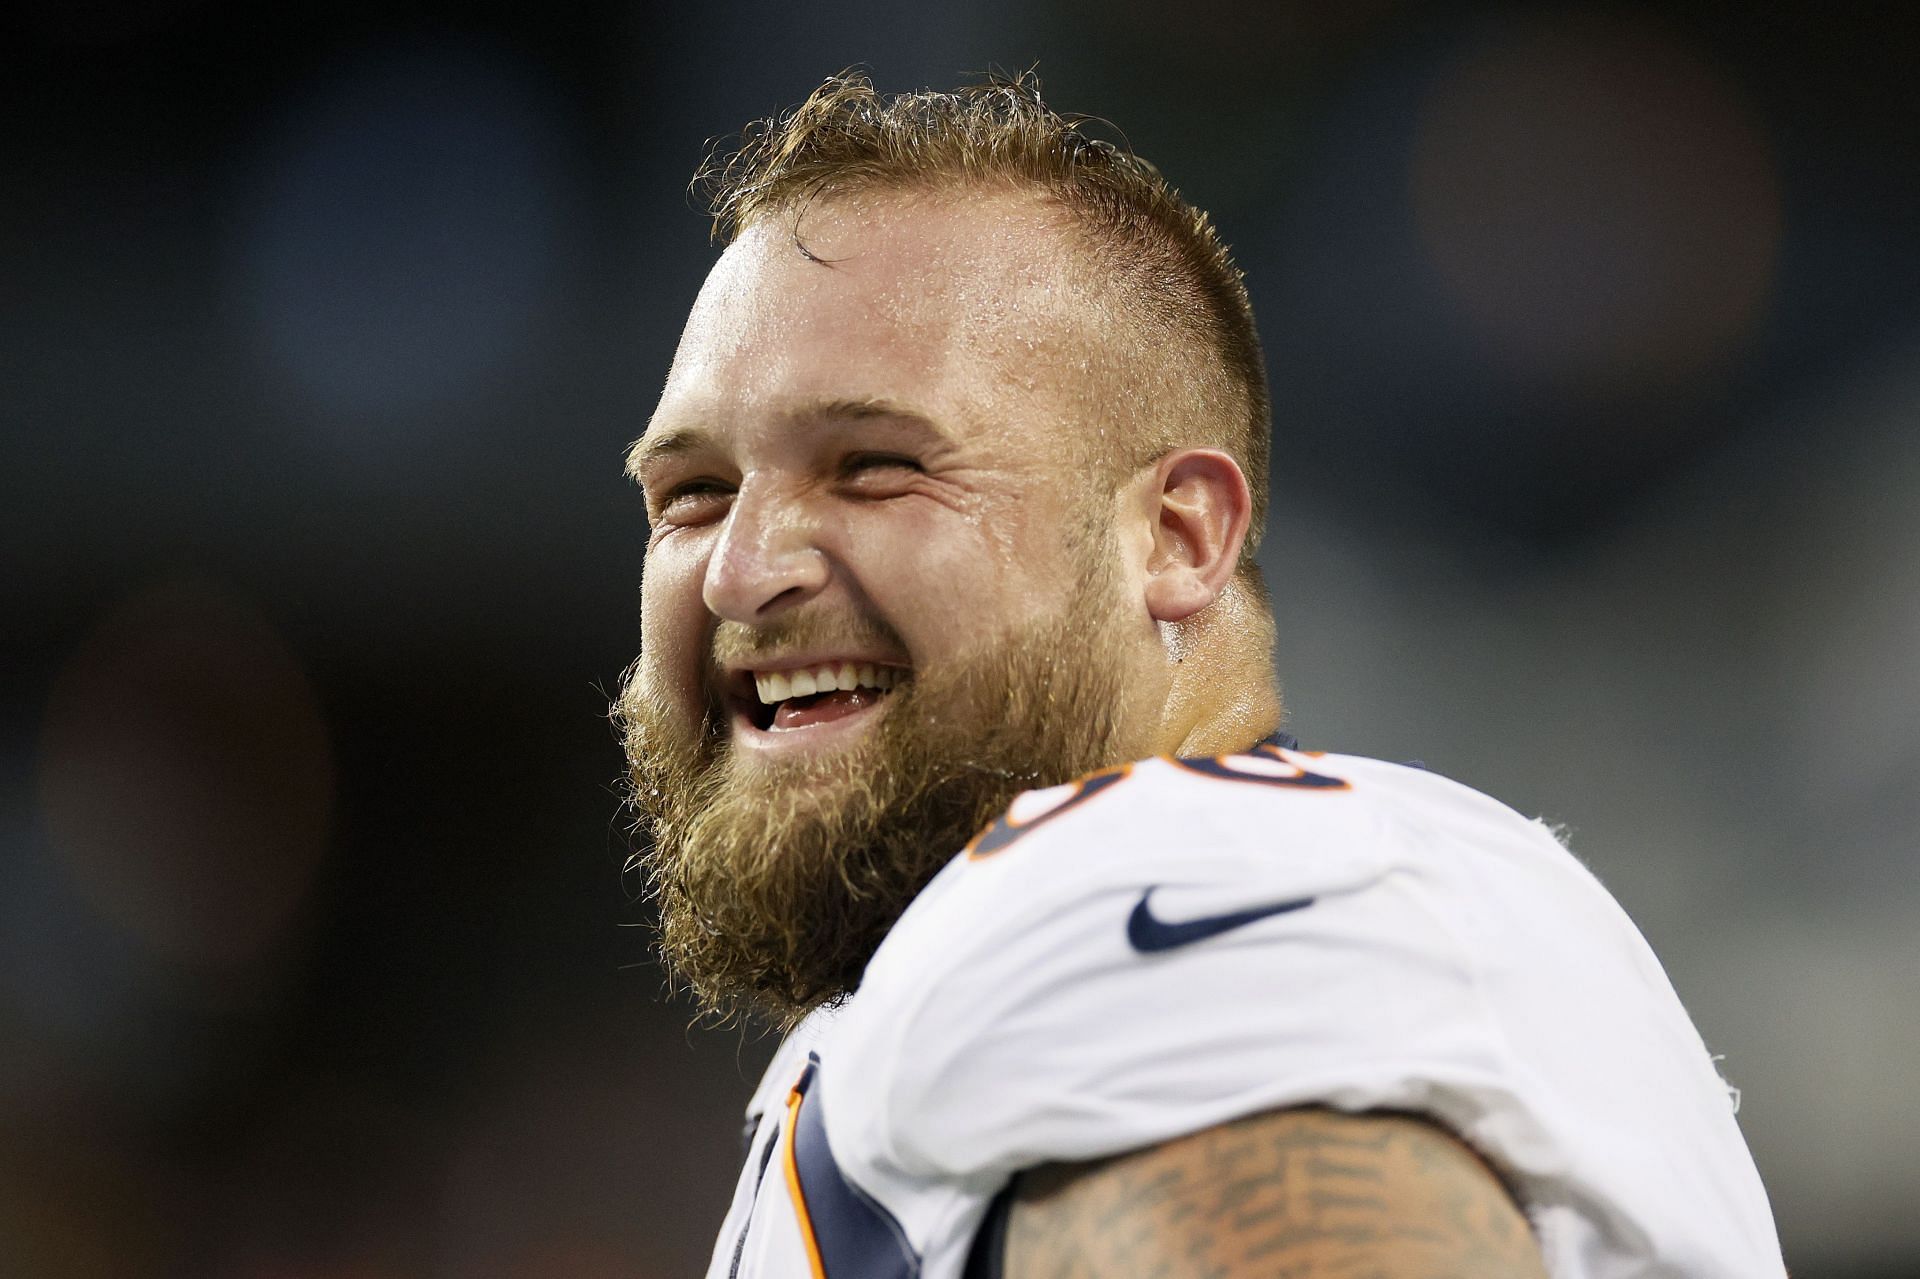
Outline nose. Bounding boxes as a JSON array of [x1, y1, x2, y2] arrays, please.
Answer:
[[701, 482, 830, 623]]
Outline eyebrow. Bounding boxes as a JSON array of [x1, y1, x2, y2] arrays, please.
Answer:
[[625, 397, 954, 484], [624, 424, 712, 484]]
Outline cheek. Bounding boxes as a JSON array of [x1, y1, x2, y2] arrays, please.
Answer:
[[638, 539, 714, 703], [841, 498, 1069, 639]]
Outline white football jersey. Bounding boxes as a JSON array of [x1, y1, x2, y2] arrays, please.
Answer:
[[705, 739, 1785, 1278]]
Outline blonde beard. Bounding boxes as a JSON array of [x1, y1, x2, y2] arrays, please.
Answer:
[[617, 568, 1138, 1027]]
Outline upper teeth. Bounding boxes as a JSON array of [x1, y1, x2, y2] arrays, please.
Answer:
[[754, 663, 902, 704]]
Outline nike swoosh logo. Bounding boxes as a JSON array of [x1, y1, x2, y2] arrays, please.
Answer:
[[1126, 887, 1316, 953]]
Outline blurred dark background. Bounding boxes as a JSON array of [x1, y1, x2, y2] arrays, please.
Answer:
[[4, 1, 1917, 1274]]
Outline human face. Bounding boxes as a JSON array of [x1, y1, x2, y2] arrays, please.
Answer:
[[619, 192, 1157, 1019], [629, 191, 1143, 766]]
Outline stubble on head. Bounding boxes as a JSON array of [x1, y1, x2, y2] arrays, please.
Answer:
[[617, 534, 1139, 1028]]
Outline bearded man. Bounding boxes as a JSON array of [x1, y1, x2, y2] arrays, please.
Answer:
[[617, 73, 1785, 1279]]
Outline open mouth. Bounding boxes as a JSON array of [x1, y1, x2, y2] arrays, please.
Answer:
[[740, 661, 908, 733]]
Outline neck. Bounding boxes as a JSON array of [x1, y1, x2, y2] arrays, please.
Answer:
[[1151, 577, 1283, 759]]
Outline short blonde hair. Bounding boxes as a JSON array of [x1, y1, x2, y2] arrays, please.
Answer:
[[696, 71, 1273, 583]]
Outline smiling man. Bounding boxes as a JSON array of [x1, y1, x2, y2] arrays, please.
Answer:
[[617, 74, 1785, 1279]]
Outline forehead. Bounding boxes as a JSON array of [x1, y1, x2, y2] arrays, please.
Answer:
[[649, 189, 1093, 450]]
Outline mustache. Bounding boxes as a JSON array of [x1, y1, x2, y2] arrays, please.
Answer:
[[618, 611, 913, 750], [708, 612, 908, 674]]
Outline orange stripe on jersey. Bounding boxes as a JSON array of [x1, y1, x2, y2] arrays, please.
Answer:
[[781, 1083, 829, 1279]]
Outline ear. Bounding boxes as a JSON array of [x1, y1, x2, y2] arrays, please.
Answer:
[[1141, 449, 1253, 624]]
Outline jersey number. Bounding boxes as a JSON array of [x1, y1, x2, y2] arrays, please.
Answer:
[[966, 745, 1349, 861]]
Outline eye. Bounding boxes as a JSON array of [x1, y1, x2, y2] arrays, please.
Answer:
[[840, 453, 922, 481], [653, 478, 734, 523]]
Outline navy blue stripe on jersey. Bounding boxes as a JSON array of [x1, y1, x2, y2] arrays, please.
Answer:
[[792, 1055, 922, 1278]]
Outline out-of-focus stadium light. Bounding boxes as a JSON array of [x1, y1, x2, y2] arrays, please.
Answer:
[[229, 39, 577, 443], [36, 579, 334, 973], [1411, 10, 1781, 400]]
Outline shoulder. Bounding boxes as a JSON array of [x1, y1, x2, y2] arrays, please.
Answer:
[[824, 744, 1582, 1177], [814, 743, 1784, 1275], [876, 744, 1576, 980]]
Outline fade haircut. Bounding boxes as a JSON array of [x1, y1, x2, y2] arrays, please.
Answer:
[[696, 70, 1273, 584]]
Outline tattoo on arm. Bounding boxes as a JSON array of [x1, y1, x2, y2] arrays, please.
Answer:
[[1003, 1107, 1548, 1279]]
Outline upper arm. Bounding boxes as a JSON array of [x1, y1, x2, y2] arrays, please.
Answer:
[[1001, 1107, 1548, 1279]]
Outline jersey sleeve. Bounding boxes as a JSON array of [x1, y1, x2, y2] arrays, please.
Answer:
[[815, 749, 1787, 1278], [825, 751, 1522, 1186]]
